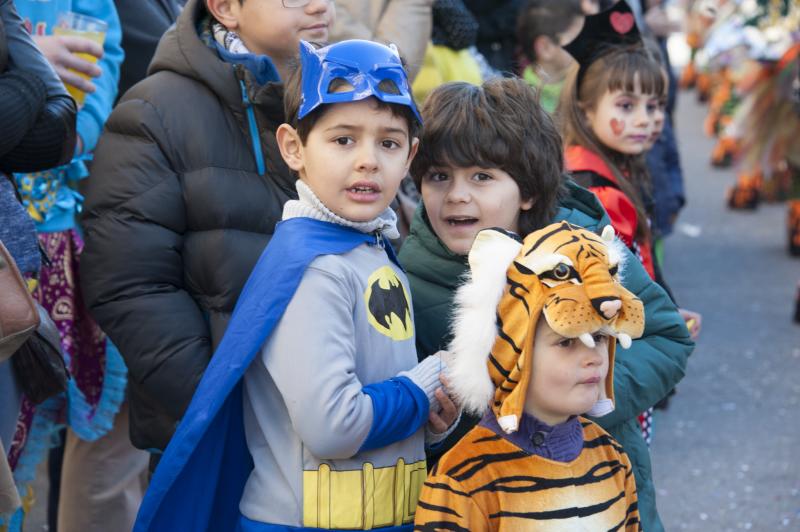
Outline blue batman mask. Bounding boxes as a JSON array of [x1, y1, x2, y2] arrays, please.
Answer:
[[298, 39, 422, 124]]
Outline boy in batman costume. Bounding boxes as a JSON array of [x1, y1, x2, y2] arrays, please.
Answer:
[[134, 40, 458, 532]]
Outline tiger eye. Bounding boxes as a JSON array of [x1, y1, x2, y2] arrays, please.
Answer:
[[553, 263, 570, 280]]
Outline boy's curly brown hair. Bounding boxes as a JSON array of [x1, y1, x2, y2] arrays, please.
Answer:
[[411, 78, 566, 236]]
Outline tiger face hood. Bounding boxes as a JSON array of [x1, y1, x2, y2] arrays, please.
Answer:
[[447, 222, 645, 434]]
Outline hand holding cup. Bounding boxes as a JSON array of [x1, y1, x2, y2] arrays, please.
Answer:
[[34, 34, 103, 94]]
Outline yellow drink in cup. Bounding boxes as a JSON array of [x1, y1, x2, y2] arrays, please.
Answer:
[[52, 12, 107, 106]]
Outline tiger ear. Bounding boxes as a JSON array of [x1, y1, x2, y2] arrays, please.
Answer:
[[601, 225, 615, 242], [467, 228, 523, 279], [448, 229, 523, 415]]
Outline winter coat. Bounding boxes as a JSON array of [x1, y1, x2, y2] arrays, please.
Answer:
[[567, 145, 657, 279], [398, 180, 694, 532], [80, 0, 296, 452], [329, 0, 433, 80]]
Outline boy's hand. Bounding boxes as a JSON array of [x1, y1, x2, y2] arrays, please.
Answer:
[[428, 374, 459, 434], [33, 35, 103, 94], [678, 308, 702, 341]]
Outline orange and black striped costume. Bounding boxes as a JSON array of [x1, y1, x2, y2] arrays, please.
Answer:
[[416, 223, 645, 531], [414, 417, 640, 531]]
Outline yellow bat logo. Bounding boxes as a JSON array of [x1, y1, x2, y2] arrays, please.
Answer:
[[364, 266, 414, 341]]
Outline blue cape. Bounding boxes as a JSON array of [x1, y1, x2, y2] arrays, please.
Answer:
[[134, 218, 393, 532]]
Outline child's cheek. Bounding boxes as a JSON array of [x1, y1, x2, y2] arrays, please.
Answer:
[[610, 118, 625, 136]]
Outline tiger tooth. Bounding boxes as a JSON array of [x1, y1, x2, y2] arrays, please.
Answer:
[[579, 333, 596, 348], [617, 333, 632, 349]]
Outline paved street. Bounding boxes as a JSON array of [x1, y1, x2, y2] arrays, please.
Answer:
[[650, 89, 800, 531]]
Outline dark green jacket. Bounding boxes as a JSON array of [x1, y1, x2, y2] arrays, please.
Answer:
[[398, 180, 694, 532]]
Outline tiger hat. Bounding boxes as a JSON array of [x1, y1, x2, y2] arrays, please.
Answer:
[[447, 221, 645, 434]]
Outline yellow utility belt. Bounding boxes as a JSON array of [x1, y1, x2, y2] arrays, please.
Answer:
[[303, 458, 426, 530]]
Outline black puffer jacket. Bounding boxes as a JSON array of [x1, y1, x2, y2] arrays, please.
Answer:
[[80, 0, 296, 451]]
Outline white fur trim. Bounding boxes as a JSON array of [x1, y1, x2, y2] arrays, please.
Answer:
[[586, 398, 614, 417], [447, 230, 522, 416], [497, 414, 520, 434], [607, 236, 628, 282]]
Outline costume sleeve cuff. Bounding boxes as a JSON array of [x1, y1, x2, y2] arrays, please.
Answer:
[[398, 355, 443, 409]]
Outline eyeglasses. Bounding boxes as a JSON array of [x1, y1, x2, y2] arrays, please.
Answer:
[[282, 0, 332, 7]]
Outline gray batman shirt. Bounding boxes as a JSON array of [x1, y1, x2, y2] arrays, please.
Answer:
[[240, 237, 443, 527]]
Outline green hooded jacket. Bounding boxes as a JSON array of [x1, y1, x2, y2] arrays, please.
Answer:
[[398, 180, 694, 532]]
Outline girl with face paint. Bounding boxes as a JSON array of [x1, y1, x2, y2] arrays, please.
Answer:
[[558, 14, 665, 282], [558, 3, 671, 451]]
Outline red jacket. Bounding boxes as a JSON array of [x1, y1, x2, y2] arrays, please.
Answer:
[[565, 145, 656, 279]]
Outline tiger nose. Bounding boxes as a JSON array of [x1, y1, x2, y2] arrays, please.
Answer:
[[592, 297, 622, 319]]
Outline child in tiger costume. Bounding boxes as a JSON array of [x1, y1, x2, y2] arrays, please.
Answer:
[[414, 222, 643, 531]]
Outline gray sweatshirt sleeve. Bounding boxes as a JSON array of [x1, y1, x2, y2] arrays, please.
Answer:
[[260, 265, 441, 460]]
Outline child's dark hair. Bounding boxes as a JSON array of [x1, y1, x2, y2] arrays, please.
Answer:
[[517, 0, 583, 62], [282, 55, 421, 145], [559, 45, 666, 240], [411, 78, 566, 236]]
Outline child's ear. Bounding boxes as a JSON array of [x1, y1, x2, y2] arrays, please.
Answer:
[[583, 106, 596, 128], [405, 137, 420, 170], [206, 0, 240, 30], [533, 36, 553, 63], [276, 124, 305, 174], [521, 196, 535, 211]]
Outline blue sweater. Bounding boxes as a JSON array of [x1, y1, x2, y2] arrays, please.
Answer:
[[14, 0, 123, 233]]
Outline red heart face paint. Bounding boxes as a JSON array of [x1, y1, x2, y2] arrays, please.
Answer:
[[610, 118, 625, 136]]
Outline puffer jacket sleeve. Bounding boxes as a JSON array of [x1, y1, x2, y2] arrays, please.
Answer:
[[80, 97, 211, 422], [592, 244, 693, 430], [330, 0, 433, 80]]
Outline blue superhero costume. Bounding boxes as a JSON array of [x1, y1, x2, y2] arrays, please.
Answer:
[[136, 40, 428, 532], [136, 218, 425, 532]]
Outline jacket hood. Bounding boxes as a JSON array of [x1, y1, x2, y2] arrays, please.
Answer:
[[148, 0, 274, 113], [556, 179, 611, 230]]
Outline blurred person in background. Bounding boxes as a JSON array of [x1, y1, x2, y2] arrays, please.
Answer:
[[411, 0, 481, 113], [516, 0, 583, 114], [330, 0, 432, 80], [464, 0, 524, 74]]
